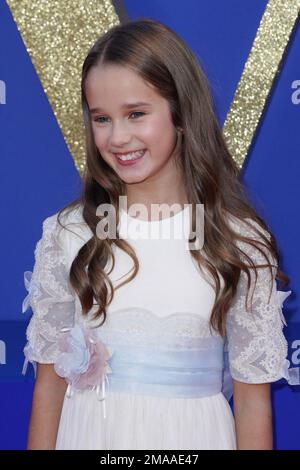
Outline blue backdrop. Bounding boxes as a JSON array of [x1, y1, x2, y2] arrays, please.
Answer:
[[0, 0, 299, 449]]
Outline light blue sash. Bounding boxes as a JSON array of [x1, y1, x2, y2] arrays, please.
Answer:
[[91, 335, 233, 419], [104, 341, 226, 398]]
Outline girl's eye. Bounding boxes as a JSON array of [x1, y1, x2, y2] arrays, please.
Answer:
[[94, 116, 109, 124], [130, 111, 145, 119], [94, 111, 145, 124]]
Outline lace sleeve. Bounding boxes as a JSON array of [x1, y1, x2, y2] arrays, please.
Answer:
[[22, 213, 76, 376], [225, 217, 299, 385]]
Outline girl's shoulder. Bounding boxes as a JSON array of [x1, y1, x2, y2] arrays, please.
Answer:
[[226, 213, 271, 241], [42, 202, 92, 249], [225, 213, 275, 267]]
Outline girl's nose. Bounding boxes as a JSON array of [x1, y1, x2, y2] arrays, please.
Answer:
[[109, 123, 131, 148]]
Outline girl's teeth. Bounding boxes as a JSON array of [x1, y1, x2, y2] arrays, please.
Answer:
[[117, 149, 145, 161]]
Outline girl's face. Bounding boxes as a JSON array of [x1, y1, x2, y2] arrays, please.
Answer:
[[84, 64, 180, 185]]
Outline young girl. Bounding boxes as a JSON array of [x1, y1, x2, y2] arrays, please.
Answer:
[[22, 18, 298, 450]]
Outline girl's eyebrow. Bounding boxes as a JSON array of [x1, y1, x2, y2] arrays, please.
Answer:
[[89, 102, 152, 114]]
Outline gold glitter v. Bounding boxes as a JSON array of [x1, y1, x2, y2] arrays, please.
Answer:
[[6, 0, 300, 173], [223, 0, 300, 169]]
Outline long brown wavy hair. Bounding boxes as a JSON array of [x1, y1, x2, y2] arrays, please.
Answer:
[[57, 18, 288, 338]]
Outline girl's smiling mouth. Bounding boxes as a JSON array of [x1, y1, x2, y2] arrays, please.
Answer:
[[114, 149, 146, 165]]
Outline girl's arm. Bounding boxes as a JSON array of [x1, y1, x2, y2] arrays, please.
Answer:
[[22, 214, 77, 449], [27, 364, 68, 450], [225, 218, 293, 450], [233, 380, 273, 450]]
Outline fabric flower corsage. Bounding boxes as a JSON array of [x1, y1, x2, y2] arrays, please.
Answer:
[[54, 323, 113, 419]]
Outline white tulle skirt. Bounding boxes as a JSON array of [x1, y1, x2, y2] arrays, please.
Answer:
[[55, 390, 237, 450]]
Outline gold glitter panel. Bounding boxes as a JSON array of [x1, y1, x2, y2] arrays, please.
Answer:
[[6, 0, 120, 176], [223, 0, 300, 169]]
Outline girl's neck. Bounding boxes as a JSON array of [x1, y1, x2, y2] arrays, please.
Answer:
[[125, 165, 188, 212]]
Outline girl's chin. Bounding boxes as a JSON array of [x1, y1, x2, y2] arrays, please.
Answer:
[[118, 172, 150, 184]]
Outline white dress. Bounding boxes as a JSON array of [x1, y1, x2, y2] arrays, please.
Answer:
[[21, 203, 298, 450]]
